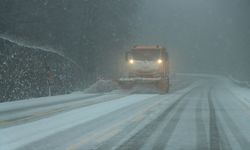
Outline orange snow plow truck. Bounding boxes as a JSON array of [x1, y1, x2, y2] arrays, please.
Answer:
[[118, 45, 169, 93]]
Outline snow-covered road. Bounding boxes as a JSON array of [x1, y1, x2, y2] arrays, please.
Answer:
[[1, 75, 250, 150]]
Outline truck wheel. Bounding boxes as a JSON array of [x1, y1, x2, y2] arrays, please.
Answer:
[[166, 78, 170, 93], [158, 79, 169, 94]]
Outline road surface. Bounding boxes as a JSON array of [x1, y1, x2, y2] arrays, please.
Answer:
[[1, 74, 250, 150]]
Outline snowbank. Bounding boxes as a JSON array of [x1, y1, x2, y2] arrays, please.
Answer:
[[84, 80, 119, 93], [0, 92, 96, 112], [225, 77, 250, 109], [228, 75, 250, 88]]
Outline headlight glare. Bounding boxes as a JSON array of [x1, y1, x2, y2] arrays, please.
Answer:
[[129, 59, 134, 64], [157, 59, 163, 64]]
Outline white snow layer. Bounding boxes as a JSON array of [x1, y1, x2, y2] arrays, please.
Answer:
[[226, 78, 250, 109], [0, 94, 156, 150]]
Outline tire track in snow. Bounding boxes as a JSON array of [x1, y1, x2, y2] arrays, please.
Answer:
[[212, 90, 250, 150], [208, 87, 220, 150], [95, 95, 166, 150], [195, 87, 209, 150], [68, 95, 166, 150], [151, 88, 192, 150], [209, 87, 232, 150], [21, 95, 160, 150], [117, 87, 196, 150], [0, 94, 157, 150], [216, 118, 233, 150]]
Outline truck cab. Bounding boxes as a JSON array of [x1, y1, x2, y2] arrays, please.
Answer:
[[126, 45, 169, 79], [119, 45, 170, 93]]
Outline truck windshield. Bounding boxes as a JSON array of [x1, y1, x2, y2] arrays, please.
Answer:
[[131, 49, 161, 61]]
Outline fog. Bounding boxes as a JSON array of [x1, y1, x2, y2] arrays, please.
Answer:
[[0, 0, 249, 101], [134, 0, 250, 79]]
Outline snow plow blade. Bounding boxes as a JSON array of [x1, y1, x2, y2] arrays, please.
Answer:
[[116, 77, 169, 93]]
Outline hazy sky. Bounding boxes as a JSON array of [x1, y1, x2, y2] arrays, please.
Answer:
[[134, 0, 250, 75]]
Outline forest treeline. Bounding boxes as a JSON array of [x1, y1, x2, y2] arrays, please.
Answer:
[[0, 0, 142, 102]]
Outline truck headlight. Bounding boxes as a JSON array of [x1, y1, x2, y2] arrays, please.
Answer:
[[157, 59, 162, 64], [129, 59, 134, 64]]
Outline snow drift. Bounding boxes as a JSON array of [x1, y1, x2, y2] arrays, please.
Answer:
[[84, 80, 119, 93]]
